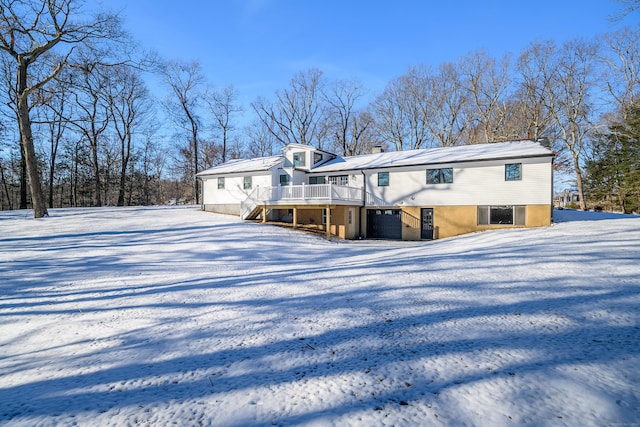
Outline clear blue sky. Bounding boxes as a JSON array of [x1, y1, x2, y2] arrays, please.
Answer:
[[99, 0, 637, 106]]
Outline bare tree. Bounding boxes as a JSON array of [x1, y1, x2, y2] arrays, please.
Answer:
[[601, 26, 640, 121], [252, 68, 329, 148], [550, 38, 601, 210], [37, 71, 71, 208], [107, 65, 150, 206], [344, 109, 379, 155], [513, 41, 559, 141], [243, 119, 277, 158], [461, 50, 513, 144], [425, 62, 469, 147], [611, 0, 640, 21], [205, 85, 241, 164], [66, 58, 112, 207], [323, 78, 371, 155], [161, 59, 205, 203], [371, 66, 430, 151], [0, 0, 122, 218]]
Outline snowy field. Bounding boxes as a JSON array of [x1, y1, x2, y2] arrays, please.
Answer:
[[1, 206, 638, 427]]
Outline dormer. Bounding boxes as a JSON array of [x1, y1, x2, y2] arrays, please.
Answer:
[[281, 144, 337, 171]]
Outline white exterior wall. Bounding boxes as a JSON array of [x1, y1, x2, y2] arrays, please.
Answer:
[[202, 173, 273, 206], [364, 157, 552, 206]]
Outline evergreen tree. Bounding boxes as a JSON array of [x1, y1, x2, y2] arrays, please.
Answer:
[[586, 104, 640, 213]]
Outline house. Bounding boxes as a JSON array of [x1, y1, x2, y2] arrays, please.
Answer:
[[554, 188, 580, 209], [197, 139, 555, 240]]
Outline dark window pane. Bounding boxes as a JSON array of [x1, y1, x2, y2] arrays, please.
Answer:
[[378, 172, 389, 186], [427, 168, 453, 184], [442, 168, 453, 183], [490, 206, 514, 224], [427, 169, 440, 184], [293, 152, 306, 167], [505, 163, 522, 181]]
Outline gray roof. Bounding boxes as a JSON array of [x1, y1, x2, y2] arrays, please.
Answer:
[[197, 155, 283, 176], [310, 140, 554, 173]]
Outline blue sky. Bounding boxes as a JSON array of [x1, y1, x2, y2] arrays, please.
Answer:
[[100, 0, 637, 106]]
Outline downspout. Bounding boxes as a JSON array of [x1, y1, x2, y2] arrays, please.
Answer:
[[551, 155, 555, 223], [197, 176, 204, 210], [359, 170, 366, 239]]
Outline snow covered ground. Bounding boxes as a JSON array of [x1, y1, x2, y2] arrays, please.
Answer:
[[0, 206, 638, 427]]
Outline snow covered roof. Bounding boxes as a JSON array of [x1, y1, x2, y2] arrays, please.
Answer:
[[197, 155, 283, 176], [197, 140, 553, 177], [311, 140, 554, 173]]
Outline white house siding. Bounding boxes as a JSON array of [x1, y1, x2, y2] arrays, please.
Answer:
[[364, 157, 552, 207], [202, 172, 273, 215]]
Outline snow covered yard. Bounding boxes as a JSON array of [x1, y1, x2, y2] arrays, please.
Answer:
[[1, 206, 638, 427]]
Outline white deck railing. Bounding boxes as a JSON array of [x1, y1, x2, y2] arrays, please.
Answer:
[[241, 183, 363, 219]]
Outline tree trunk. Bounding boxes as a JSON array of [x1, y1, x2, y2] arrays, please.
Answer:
[[117, 135, 131, 207], [19, 143, 28, 209], [572, 152, 587, 210], [0, 160, 13, 210], [90, 136, 102, 207], [17, 63, 48, 218]]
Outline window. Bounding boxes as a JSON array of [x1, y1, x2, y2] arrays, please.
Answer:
[[505, 163, 522, 181], [478, 205, 526, 225], [309, 176, 326, 184], [329, 175, 349, 186], [293, 152, 306, 167], [378, 172, 389, 187], [426, 168, 453, 184], [243, 176, 252, 190], [217, 177, 225, 189], [314, 152, 323, 164], [279, 174, 290, 186]]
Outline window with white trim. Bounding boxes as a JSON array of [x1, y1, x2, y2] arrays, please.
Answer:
[[329, 175, 349, 186], [309, 176, 326, 184], [217, 177, 225, 189], [280, 174, 290, 186], [293, 152, 306, 167], [243, 176, 252, 190]]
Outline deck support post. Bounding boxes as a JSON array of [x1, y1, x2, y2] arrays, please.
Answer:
[[325, 206, 331, 240]]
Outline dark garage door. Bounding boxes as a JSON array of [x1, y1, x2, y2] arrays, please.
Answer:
[[367, 209, 402, 239]]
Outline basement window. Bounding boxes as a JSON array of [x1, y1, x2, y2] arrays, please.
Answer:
[[478, 205, 526, 225]]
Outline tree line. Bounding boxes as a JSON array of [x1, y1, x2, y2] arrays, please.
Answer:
[[1, 0, 638, 217]]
